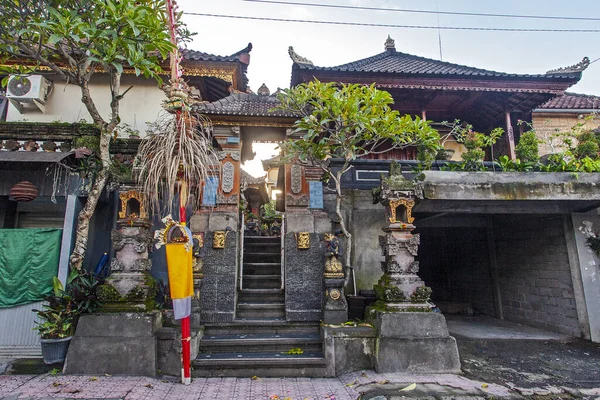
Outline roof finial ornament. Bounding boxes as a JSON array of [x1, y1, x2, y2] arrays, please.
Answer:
[[546, 57, 590, 75], [257, 83, 270, 96], [288, 46, 314, 66], [384, 35, 396, 52]]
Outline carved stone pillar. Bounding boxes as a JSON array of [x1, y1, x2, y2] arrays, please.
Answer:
[[373, 165, 430, 311], [323, 233, 347, 324], [368, 162, 460, 373], [97, 188, 155, 311]]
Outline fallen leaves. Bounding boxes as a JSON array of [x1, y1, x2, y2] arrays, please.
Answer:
[[251, 375, 260, 380], [400, 383, 417, 391]]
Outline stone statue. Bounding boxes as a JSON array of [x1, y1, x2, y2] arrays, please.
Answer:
[[324, 233, 344, 279]]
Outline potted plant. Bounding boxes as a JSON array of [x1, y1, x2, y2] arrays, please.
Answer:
[[33, 270, 101, 364]]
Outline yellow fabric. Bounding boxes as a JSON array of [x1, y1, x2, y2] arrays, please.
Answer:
[[165, 243, 194, 299]]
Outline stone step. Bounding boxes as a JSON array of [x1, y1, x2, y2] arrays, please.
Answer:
[[236, 303, 285, 319], [242, 275, 281, 289], [192, 352, 327, 377], [238, 289, 284, 303], [199, 333, 322, 354], [203, 320, 320, 336], [243, 262, 281, 276], [244, 252, 281, 263], [244, 236, 280, 244]]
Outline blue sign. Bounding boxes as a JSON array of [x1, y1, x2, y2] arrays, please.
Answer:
[[309, 181, 324, 209], [227, 137, 240, 144], [202, 176, 219, 206]]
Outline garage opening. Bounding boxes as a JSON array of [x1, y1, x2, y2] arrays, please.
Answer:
[[416, 214, 582, 338]]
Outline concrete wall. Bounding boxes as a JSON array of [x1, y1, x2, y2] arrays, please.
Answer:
[[6, 74, 164, 135], [532, 112, 599, 156], [493, 215, 581, 337]]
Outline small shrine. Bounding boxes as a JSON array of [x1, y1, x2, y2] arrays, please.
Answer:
[[372, 162, 430, 311], [367, 163, 461, 373], [96, 188, 156, 311]]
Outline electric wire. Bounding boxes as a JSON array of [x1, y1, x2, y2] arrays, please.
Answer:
[[182, 12, 600, 33], [241, 0, 600, 22]]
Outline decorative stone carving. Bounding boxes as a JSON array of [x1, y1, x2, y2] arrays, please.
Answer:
[[111, 230, 153, 253], [118, 190, 148, 220], [59, 141, 72, 152], [4, 139, 20, 151], [257, 83, 270, 96], [288, 46, 314, 66], [388, 198, 415, 224], [323, 233, 344, 279], [41, 140, 57, 152], [295, 232, 310, 249], [23, 140, 39, 152], [384, 34, 395, 50], [221, 161, 234, 193], [216, 193, 239, 205], [286, 194, 309, 207], [291, 164, 302, 194], [547, 57, 590, 74], [217, 151, 240, 161], [213, 231, 227, 249]]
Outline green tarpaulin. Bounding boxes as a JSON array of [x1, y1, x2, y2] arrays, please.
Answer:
[[0, 228, 63, 308]]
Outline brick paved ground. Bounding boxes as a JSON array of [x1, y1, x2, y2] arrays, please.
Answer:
[[0, 370, 512, 400]]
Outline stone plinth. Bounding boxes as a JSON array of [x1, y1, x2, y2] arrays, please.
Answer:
[[64, 312, 161, 376], [323, 277, 348, 324], [322, 325, 376, 376], [368, 311, 460, 373], [156, 326, 202, 376]]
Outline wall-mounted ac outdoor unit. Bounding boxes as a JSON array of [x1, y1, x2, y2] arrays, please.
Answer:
[[6, 75, 52, 113]]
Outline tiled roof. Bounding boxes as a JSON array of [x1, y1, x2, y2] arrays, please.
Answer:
[[194, 93, 299, 118], [291, 42, 584, 80], [240, 169, 266, 186], [537, 92, 600, 110], [182, 43, 252, 63]]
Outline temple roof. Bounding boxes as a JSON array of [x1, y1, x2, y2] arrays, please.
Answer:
[[240, 168, 266, 186], [193, 88, 298, 118], [290, 37, 588, 87], [537, 92, 600, 110], [182, 43, 252, 63]]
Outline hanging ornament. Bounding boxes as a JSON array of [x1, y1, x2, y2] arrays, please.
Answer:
[[9, 181, 38, 202]]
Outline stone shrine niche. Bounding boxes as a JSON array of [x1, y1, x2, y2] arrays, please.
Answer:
[[118, 190, 148, 220]]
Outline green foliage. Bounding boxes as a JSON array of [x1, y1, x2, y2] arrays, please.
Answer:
[[438, 122, 505, 171], [515, 131, 540, 163], [0, 0, 179, 84], [410, 286, 432, 303], [275, 80, 441, 169], [32, 269, 102, 339]]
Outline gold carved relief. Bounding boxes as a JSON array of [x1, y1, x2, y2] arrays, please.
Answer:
[[388, 198, 415, 224], [213, 231, 227, 249], [329, 289, 341, 300], [118, 190, 148, 219], [295, 232, 310, 249]]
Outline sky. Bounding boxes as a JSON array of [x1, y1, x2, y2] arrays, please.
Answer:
[[180, 0, 600, 96]]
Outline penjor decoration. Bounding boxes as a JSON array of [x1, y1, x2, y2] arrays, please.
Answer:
[[135, 0, 216, 386]]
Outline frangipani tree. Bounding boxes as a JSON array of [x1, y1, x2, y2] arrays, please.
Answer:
[[276, 80, 440, 267], [0, 0, 190, 269]]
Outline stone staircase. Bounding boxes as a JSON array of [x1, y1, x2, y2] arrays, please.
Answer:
[[193, 236, 327, 377]]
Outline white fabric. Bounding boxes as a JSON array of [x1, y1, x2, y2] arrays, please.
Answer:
[[172, 297, 191, 320]]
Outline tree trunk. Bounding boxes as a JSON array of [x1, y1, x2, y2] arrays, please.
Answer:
[[69, 127, 112, 270], [334, 171, 352, 269]]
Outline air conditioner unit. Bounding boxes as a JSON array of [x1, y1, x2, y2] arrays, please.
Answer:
[[6, 75, 52, 113]]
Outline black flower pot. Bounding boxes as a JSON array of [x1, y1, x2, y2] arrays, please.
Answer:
[[40, 337, 72, 364]]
